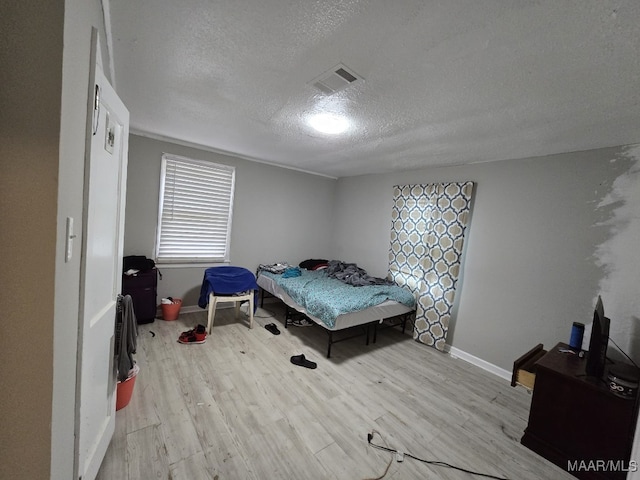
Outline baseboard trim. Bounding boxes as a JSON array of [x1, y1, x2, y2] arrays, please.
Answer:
[[154, 303, 234, 318], [180, 305, 204, 314], [155, 304, 201, 317], [444, 345, 511, 383]]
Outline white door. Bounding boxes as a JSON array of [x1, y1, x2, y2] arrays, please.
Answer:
[[75, 35, 129, 480]]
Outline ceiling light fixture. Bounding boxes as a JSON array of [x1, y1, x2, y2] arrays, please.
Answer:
[[308, 113, 350, 135]]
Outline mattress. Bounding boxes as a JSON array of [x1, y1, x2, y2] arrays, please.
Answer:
[[257, 272, 414, 331]]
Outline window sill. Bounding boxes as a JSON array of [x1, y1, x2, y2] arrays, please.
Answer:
[[155, 262, 230, 269]]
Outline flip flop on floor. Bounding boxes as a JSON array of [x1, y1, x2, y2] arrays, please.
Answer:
[[265, 323, 281, 335], [290, 354, 317, 369]]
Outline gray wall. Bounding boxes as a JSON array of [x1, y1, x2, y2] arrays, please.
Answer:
[[124, 134, 337, 305], [125, 136, 640, 372], [123, 134, 640, 470], [331, 145, 640, 372]]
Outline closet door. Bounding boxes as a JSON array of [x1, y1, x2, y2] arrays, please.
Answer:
[[75, 30, 130, 480]]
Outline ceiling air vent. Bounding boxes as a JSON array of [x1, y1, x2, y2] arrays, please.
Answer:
[[310, 63, 363, 95]]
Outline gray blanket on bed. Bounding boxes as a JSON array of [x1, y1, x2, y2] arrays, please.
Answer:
[[324, 260, 393, 287]]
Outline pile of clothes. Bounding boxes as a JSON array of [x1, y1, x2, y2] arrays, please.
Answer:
[[257, 262, 290, 275], [258, 258, 393, 287], [282, 266, 302, 278], [324, 260, 393, 287]]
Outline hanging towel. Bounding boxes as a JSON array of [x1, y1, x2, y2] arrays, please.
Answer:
[[115, 295, 138, 382]]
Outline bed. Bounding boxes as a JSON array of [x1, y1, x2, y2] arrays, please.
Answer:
[[257, 267, 416, 357]]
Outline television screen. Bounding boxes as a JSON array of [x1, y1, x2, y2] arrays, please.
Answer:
[[585, 295, 610, 378], [595, 295, 604, 321]]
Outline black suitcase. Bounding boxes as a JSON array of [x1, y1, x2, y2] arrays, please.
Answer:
[[122, 268, 157, 324]]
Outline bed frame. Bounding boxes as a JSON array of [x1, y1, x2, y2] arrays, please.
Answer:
[[257, 274, 414, 358]]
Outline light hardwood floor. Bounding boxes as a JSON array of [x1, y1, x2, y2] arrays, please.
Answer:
[[96, 302, 574, 480]]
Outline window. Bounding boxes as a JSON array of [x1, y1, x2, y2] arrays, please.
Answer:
[[155, 153, 235, 264]]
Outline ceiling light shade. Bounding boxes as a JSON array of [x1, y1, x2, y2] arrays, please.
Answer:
[[308, 113, 350, 134]]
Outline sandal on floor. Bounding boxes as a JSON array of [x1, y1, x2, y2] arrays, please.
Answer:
[[290, 354, 317, 369], [265, 323, 281, 335]]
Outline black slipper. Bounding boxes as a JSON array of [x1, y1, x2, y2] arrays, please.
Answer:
[[265, 323, 280, 335], [290, 354, 317, 369]]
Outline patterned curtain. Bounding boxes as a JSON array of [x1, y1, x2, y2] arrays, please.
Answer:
[[388, 182, 474, 351]]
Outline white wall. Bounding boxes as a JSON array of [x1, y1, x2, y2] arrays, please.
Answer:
[[593, 145, 640, 359], [123, 134, 337, 306], [331, 145, 640, 373]]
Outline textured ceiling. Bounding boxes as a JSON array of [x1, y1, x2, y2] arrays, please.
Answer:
[[109, 0, 640, 178]]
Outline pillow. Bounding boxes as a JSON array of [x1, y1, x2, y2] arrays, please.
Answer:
[[299, 258, 328, 270]]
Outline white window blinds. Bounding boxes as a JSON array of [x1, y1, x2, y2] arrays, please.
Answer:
[[155, 154, 235, 264]]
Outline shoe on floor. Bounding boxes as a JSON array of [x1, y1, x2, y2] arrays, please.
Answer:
[[291, 318, 314, 327], [178, 324, 207, 344]]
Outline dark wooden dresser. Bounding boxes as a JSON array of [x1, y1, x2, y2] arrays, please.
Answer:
[[521, 342, 638, 480]]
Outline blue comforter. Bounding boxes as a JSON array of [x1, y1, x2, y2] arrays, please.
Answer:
[[264, 270, 415, 328]]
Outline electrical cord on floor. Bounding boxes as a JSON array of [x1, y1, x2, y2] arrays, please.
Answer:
[[365, 430, 510, 480], [363, 430, 393, 480]]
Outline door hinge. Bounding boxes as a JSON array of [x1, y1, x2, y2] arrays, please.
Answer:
[[92, 84, 100, 135]]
